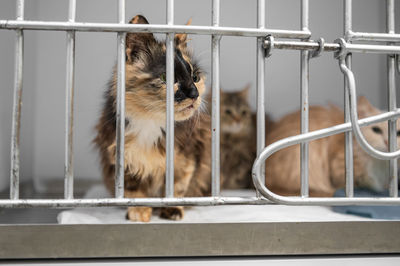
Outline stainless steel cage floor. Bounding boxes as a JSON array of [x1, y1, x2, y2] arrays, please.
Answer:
[[1, 222, 400, 259], [0, 181, 399, 258]]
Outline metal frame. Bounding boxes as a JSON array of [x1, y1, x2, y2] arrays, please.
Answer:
[[1, 1, 400, 208], [211, 0, 221, 197], [64, 0, 76, 200], [1, 0, 308, 208], [252, 0, 400, 206], [2, 0, 400, 260], [115, 0, 126, 199]]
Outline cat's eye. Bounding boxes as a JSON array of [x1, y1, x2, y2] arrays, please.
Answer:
[[241, 110, 247, 115], [160, 73, 166, 83], [397, 130, 400, 137], [225, 109, 232, 115], [192, 73, 200, 83], [372, 126, 383, 134]]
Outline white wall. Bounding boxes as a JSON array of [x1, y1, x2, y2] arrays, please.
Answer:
[[0, 2, 39, 192], [0, 0, 395, 190]]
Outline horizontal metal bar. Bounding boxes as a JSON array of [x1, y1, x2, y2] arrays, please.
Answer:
[[345, 42, 400, 55], [0, 197, 271, 208], [265, 40, 340, 51], [265, 40, 400, 55], [0, 20, 311, 38], [252, 109, 400, 206], [349, 31, 400, 42]]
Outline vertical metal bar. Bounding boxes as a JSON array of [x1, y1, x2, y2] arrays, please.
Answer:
[[256, 0, 266, 197], [64, 0, 76, 200], [300, 0, 309, 197], [387, 0, 398, 197], [10, 0, 24, 200], [344, 0, 354, 197], [165, 0, 175, 198], [115, 0, 126, 199], [211, 0, 221, 197]]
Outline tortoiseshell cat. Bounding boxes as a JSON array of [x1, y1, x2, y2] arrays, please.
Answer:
[[218, 86, 257, 189], [266, 96, 400, 196], [94, 15, 211, 222]]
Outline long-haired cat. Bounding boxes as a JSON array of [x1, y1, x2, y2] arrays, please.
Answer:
[[218, 86, 257, 189], [265, 96, 400, 197], [94, 15, 211, 222]]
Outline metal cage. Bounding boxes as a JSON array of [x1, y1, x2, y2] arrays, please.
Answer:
[[1, 0, 400, 259]]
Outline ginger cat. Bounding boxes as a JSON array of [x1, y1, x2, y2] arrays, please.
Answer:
[[94, 15, 211, 222], [266, 96, 400, 196]]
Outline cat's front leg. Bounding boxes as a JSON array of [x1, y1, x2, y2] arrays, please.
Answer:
[[159, 158, 195, 220], [159, 206, 184, 220], [125, 189, 152, 222]]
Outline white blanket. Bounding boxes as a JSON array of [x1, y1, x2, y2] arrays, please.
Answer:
[[57, 185, 371, 224]]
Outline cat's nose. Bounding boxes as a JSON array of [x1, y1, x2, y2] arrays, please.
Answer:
[[184, 84, 199, 100]]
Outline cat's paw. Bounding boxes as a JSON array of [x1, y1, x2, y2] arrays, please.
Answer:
[[159, 207, 184, 221], [126, 207, 152, 222]]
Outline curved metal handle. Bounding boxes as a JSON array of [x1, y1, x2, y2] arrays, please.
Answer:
[[339, 57, 400, 160]]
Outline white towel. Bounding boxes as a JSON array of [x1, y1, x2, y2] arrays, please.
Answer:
[[57, 185, 371, 224]]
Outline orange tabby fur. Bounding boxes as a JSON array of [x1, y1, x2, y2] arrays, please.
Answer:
[[266, 96, 400, 196]]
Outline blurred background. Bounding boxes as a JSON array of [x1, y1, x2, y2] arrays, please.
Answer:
[[0, 0, 398, 195]]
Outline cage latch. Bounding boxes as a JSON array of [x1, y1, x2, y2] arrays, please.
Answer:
[[263, 35, 274, 58]]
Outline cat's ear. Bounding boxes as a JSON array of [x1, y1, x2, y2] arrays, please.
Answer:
[[357, 96, 375, 118], [126, 15, 157, 63], [175, 18, 192, 49], [238, 84, 251, 99]]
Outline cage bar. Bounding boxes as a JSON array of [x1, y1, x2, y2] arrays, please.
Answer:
[[0, 191, 399, 207], [344, 43, 400, 54], [349, 31, 400, 42], [9, 0, 24, 200], [300, 0, 310, 197], [344, 0, 354, 197], [0, 20, 310, 39], [263, 40, 400, 55], [256, 0, 266, 195], [211, 0, 221, 197], [387, 0, 398, 197], [115, 0, 126, 199], [64, 0, 76, 200], [165, 0, 175, 198], [0, 197, 270, 208]]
